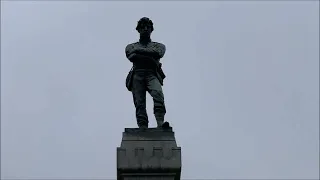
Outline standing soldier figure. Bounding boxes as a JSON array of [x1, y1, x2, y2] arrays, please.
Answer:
[[125, 17, 170, 129]]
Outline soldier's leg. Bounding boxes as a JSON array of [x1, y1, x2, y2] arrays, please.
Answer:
[[146, 73, 166, 127], [131, 72, 148, 128]]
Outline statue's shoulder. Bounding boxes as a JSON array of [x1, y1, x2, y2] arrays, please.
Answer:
[[126, 42, 139, 50], [150, 41, 166, 49], [126, 42, 139, 47]]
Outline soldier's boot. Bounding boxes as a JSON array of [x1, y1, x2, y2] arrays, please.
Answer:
[[138, 122, 148, 130], [139, 125, 148, 130], [162, 121, 170, 129], [155, 116, 164, 128], [156, 116, 170, 129], [137, 118, 148, 130]]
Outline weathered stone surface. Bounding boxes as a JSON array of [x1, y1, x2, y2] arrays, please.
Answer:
[[117, 128, 181, 180]]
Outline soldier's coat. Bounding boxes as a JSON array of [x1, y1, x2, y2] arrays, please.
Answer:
[[125, 41, 167, 127], [125, 41, 166, 90]]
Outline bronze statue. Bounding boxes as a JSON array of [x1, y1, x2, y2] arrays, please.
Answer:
[[125, 17, 170, 129]]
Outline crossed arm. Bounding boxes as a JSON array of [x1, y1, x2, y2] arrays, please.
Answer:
[[125, 43, 166, 62]]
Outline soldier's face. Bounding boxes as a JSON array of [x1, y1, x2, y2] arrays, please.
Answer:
[[139, 23, 152, 37]]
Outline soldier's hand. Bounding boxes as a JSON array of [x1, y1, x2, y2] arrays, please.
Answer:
[[135, 47, 148, 54], [133, 47, 141, 53]]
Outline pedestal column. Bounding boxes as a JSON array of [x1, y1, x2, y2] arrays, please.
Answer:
[[117, 127, 182, 180]]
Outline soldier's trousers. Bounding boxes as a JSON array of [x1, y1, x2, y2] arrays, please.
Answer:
[[131, 70, 166, 127]]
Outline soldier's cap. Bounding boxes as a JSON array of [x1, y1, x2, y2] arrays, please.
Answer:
[[136, 17, 154, 32]]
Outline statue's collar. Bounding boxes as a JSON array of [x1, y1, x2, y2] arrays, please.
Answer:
[[139, 38, 151, 44]]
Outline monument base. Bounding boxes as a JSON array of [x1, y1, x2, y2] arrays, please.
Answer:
[[117, 128, 181, 180]]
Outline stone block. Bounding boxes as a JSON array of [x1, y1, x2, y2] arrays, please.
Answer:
[[117, 128, 181, 180]]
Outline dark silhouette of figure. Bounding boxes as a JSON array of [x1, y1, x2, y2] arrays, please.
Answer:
[[125, 17, 169, 129]]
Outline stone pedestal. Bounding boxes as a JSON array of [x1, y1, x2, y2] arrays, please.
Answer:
[[117, 127, 181, 180]]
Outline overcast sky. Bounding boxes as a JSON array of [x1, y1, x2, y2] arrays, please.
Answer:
[[1, 1, 319, 179]]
